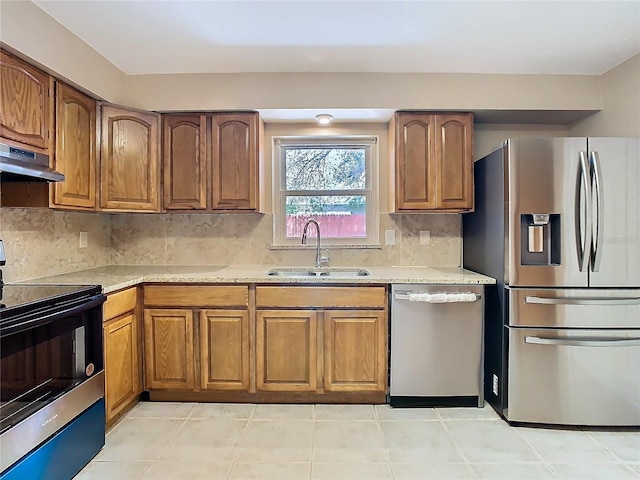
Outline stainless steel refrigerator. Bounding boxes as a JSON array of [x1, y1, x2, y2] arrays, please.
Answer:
[[463, 137, 640, 426]]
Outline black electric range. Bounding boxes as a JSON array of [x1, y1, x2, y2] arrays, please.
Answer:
[[0, 282, 107, 479]]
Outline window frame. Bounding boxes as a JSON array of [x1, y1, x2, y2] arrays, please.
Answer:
[[272, 135, 380, 248]]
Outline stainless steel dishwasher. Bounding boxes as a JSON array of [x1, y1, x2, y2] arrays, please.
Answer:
[[389, 284, 484, 407]]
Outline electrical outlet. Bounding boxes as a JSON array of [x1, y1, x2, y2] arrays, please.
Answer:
[[492, 374, 499, 396], [385, 230, 396, 246], [79, 231, 88, 249], [420, 230, 431, 246]]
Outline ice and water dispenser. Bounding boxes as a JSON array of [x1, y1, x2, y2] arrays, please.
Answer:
[[520, 213, 561, 265]]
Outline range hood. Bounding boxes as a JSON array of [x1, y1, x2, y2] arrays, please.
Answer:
[[0, 143, 64, 182]]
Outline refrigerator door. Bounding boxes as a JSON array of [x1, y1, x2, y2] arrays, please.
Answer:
[[507, 326, 640, 426], [588, 137, 640, 287], [509, 287, 640, 329], [507, 138, 589, 287]]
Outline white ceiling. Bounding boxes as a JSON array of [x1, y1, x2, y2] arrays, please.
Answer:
[[32, 0, 640, 76]]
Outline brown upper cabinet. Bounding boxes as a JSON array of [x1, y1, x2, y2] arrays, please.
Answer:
[[52, 82, 97, 210], [389, 112, 473, 212], [0, 50, 54, 153], [211, 113, 260, 211], [162, 114, 208, 210], [100, 104, 161, 212], [162, 112, 262, 212]]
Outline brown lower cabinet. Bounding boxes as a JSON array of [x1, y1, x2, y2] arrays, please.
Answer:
[[254, 285, 388, 401], [323, 310, 387, 393], [255, 310, 318, 392], [103, 287, 142, 425], [142, 285, 250, 396], [143, 309, 196, 390], [255, 307, 387, 396], [143, 307, 251, 392], [200, 309, 250, 391], [140, 284, 388, 403]]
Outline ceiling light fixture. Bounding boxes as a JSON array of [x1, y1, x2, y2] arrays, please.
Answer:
[[315, 114, 333, 125]]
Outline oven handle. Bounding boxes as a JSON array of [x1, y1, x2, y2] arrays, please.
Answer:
[[0, 294, 106, 337], [525, 296, 640, 306], [525, 335, 640, 347]]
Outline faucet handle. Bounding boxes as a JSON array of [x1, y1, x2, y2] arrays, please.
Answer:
[[319, 248, 331, 266]]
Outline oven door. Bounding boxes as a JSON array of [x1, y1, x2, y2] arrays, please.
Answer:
[[0, 294, 105, 474]]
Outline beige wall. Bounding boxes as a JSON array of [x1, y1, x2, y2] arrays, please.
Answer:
[[474, 124, 570, 160], [0, 1, 602, 116], [0, 0, 127, 102], [0, 207, 110, 282], [570, 54, 640, 137], [124, 71, 602, 114]]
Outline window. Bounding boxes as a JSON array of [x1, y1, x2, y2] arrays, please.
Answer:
[[273, 136, 379, 247]]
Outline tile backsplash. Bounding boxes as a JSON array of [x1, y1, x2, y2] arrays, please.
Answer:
[[109, 213, 462, 268], [0, 207, 110, 282], [0, 209, 462, 282]]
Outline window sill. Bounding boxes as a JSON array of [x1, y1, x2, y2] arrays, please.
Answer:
[[270, 244, 382, 250]]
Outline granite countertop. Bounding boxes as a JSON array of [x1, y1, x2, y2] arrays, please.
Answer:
[[21, 265, 495, 294]]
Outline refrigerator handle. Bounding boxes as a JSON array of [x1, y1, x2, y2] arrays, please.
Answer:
[[589, 151, 604, 272], [576, 152, 592, 272], [525, 295, 640, 306], [525, 336, 640, 348]]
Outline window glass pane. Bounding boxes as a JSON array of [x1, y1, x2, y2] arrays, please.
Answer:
[[285, 147, 366, 191], [285, 195, 366, 238]]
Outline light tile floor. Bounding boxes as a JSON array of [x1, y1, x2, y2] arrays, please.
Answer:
[[75, 402, 640, 480]]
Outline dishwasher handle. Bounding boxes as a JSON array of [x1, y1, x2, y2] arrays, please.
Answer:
[[394, 291, 482, 303]]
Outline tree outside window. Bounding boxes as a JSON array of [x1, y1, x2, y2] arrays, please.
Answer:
[[274, 137, 379, 246]]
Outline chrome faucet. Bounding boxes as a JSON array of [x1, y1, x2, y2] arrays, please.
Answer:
[[301, 219, 331, 268]]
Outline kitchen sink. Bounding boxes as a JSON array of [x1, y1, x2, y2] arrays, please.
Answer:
[[265, 268, 370, 278]]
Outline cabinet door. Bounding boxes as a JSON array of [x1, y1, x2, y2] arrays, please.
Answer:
[[200, 309, 249, 391], [394, 112, 437, 210], [162, 114, 207, 210], [100, 104, 160, 211], [256, 310, 317, 391], [435, 113, 473, 210], [0, 50, 53, 152], [104, 313, 139, 423], [52, 82, 97, 209], [324, 310, 387, 392], [211, 113, 258, 210], [144, 309, 195, 390]]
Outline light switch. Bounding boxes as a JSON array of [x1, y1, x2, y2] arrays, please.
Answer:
[[385, 230, 396, 246], [420, 230, 431, 246], [79, 231, 88, 249]]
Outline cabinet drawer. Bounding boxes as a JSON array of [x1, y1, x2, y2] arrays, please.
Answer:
[[144, 285, 248, 308], [256, 286, 386, 309], [104, 287, 137, 320]]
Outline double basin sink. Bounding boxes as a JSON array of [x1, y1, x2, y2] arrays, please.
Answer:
[[265, 267, 370, 278]]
